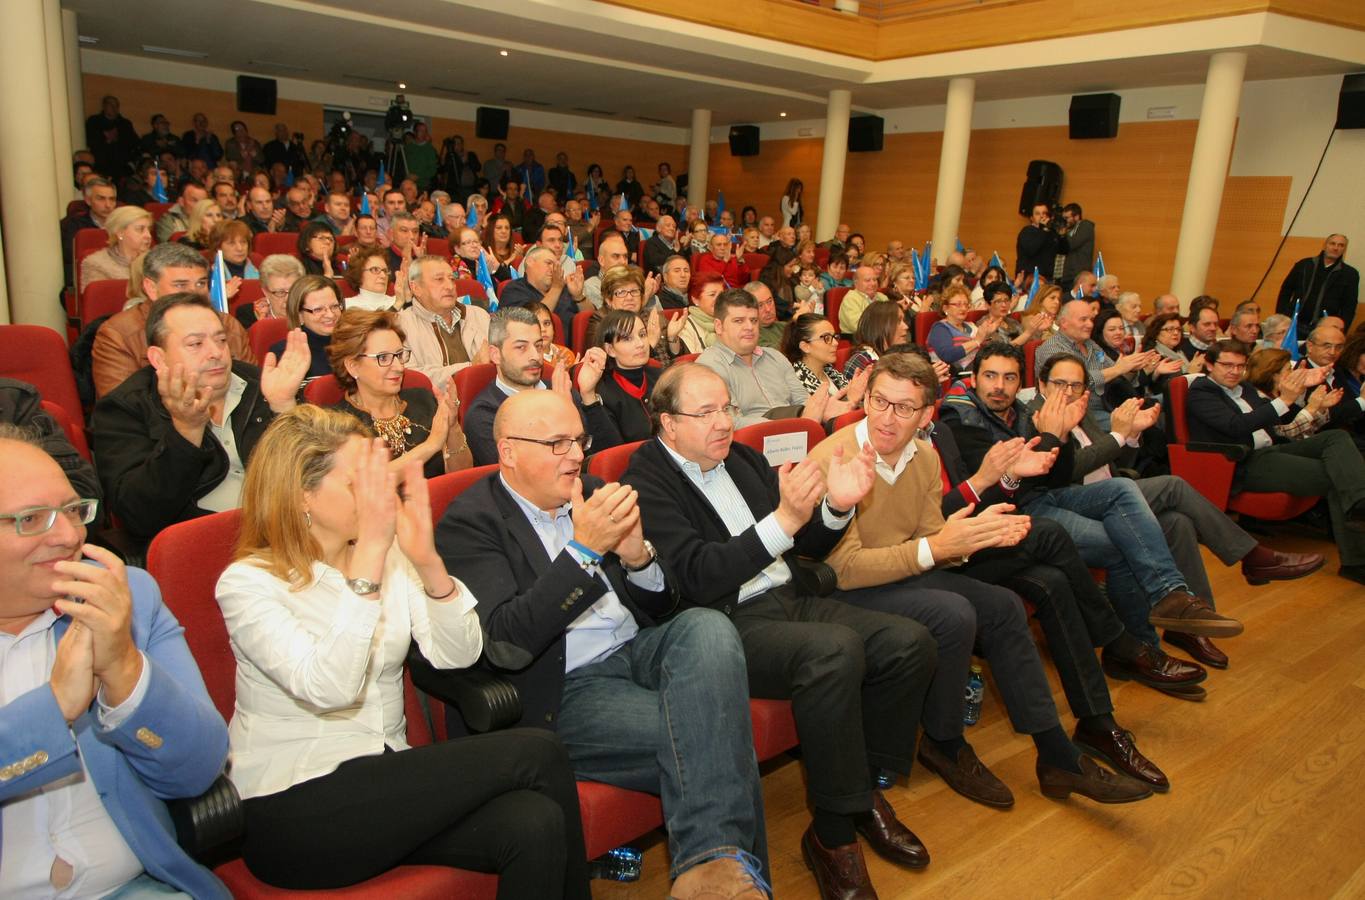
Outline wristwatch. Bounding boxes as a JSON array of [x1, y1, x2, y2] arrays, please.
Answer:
[[622, 540, 657, 573], [347, 577, 382, 596]]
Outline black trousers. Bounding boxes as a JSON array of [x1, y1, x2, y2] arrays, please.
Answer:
[[730, 587, 937, 815], [241, 729, 591, 900]]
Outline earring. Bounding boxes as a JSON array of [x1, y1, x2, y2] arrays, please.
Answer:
[[304, 511, 312, 527]]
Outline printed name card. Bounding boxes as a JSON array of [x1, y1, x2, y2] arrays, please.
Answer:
[[763, 432, 808, 467]]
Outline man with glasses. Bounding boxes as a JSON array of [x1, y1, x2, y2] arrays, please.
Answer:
[[1035, 299, 1153, 429], [1297, 323, 1365, 432], [500, 246, 589, 338], [745, 282, 786, 350], [1188, 339, 1365, 585], [396, 256, 491, 387], [811, 352, 1163, 803], [623, 363, 936, 899], [1028, 353, 1321, 669], [436, 390, 772, 900], [235, 254, 304, 329], [0, 427, 231, 899], [92, 293, 310, 551]]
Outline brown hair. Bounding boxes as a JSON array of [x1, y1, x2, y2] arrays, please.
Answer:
[[206, 218, 252, 259], [869, 350, 940, 405], [286, 274, 343, 328], [1141, 312, 1185, 351], [935, 282, 971, 312], [344, 244, 390, 291], [600, 264, 646, 305], [326, 308, 407, 392], [234, 406, 369, 588], [853, 301, 903, 354], [1245, 347, 1292, 395]]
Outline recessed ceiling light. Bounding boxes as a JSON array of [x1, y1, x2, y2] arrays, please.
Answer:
[[499, 50, 509, 57], [78, 35, 99, 45], [780, 112, 787, 117], [398, 82, 407, 90]]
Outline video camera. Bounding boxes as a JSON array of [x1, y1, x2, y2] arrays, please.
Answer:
[[385, 94, 413, 139]]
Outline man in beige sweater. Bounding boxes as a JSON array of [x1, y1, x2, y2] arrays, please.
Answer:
[[809, 352, 1152, 807]]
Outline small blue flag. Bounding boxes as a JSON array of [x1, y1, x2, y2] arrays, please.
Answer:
[[638, 228, 653, 242], [588, 188, 598, 213], [955, 237, 965, 254], [283, 169, 294, 188], [1283, 299, 1300, 361], [716, 191, 726, 216], [565, 225, 576, 260], [910, 248, 923, 291], [709, 225, 727, 236], [465, 204, 478, 229], [152, 166, 169, 203], [923, 241, 932, 273], [1093, 251, 1106, 280], [378, 160, 386, 187], [988, 251, 1003, 270], [476, 251, 496, 296], [618, 193, 627, 214], [1027, 267, 1040, 306], [209, 251, 229, 314], [434, 202, 443, 229], [359, 193, 371, 216], [523, 168, 532, 196]]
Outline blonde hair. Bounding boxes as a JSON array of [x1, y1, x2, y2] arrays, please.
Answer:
[[104, 206, 152, 248], [186, 199, 222, 243], [235, 406, 369, 588], [126, 252, 147, 301]]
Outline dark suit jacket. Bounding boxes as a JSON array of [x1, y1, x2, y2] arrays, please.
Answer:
[[1297, 360, 1365, 431], [464, 380, 618, 467], [928, 423, 1014, 517], [435, 472, 677, 734], [1023, 394, 1137, 481], [1186, 376, 1295, 486], [498, 278, 580, 337], [623, 438, 844, 615], [1062, 220, 1095, 281], [642, 234, 678, 275], [1015, 224, 1066, 278], [596, 366, 662, 445]]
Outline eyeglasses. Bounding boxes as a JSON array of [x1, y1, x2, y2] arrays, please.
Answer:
[[1212, 360, 1247, 371], [1046, 378, 1087, 393], [670, 404, 740, 423], [266, 288, 291, 300], [866, 394, 926, 418], [363, 266, 391, 276], [803, 332, 837, 345], [0, 499, 98, 536], [611, 288, 643, 299], [301, 303, 343, 316], [506, 434, 593, 455], [357, 347, 412, 367]]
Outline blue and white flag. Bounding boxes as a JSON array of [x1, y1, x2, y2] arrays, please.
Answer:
[[1094, 251, 1106, 280], [465, 204, 478, 229], [955, 237, 965, 254], [988, 251, 1004, 270], [716, 191, 726, 217], [1283, 298, 1300, 361], [1027, 267, 1040, 306], [910, 248, 923, 291], [209, 251, 229, 314], [434, 201, 444, 229], [152, 167, 169, 203], [360, 192, 371, 216], [377, 160, 386, 187]]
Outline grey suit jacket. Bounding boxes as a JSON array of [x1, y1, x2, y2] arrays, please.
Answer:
[[1063, 220, 1096, 281]]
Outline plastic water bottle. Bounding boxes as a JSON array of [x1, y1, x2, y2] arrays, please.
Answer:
[[874, 769, 896, 789], [588, 846, 643, 882], [963, 665, 985, 726]]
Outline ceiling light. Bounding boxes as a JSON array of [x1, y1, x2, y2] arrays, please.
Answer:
[[499, 50, 509, 57], [398, 82, 407, 90], [780, 112, 787, 117], [141, 44, 208, 59], [78, 35, 99, 45]]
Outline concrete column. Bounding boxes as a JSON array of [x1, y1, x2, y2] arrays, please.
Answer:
[[62, 8, 84, 158], [0, 221, 12, 325], [815, 89, 851, 243], [930, 77, 975, 266], [43, 0, 74, 205], [1170, 51, 1247, 308], [686, 108, 711, 211], [0, 0, 66, 333]]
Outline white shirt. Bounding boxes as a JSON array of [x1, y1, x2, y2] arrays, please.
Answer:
[[346, 288, 395, 311], [855, 418, 936, 570], [0, 611, 151, 899], [216, 546, 481, 800], [198, 374, 247, 513]]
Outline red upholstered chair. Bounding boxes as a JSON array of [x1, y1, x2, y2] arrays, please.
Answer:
[[0, 324, 84, 422], [232, 280, 264, 313], [247, 318, 290, 364], [1023, 339, 1042, 389], [587, 440, 645, 481], [742, 252, 768, 277], [144, 201, 174, 220], [834, 339, 853, 372], [80, 279, 131, 324], [337, 281, 358, 299], [671, 352, 700, 366], [495, 279, 510, 298], [427, 464, 499, 520], [41, 400, 91, 462], [914, 310, 942, 347], [660, 307, 687, 322], [453, 363, 496, 426], [571, 309, 594, 354], [1165, 375, 1320, 519], [814, 246, 830, 269], [73, 228, 107, 279], [830, 409, 866, 432], [252, 232, 299, 258], [733, 419, 828, 464], [146, 512, 495, 899], [303, 370, 434, 406], [426, 237, 451, 258], [336, 235, 357, 249], [825, 287, 850, 332], [966, 309, 988, 323], [454, 279, 488, 307]]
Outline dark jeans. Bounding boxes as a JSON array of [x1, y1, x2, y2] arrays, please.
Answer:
[[1137, 474, 1256, 602], [1242, 430, 1365, 565], [242, 729, 590, 899], [835, 569, 1060, 741], [557, 608, 766, 879], [730, 587, 936, 815]]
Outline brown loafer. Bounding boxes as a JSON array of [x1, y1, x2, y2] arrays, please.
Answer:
[[1241, 547, 1324, 585], [1037, 755, 1153, 803], [1101, 644, 1208, 699], [1072, 724, 1169, 792], [854, 790, 929, 869], [1164, 630, 1229, 669], [916, 741, 1014, 809], [801, 825, 878, 900], [1148, 590, 1244, 637]]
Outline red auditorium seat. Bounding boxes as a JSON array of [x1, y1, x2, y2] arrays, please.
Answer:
[[247, 318, 290, 364], [0, 324, 84, 421], [252, 232, 299, 258], [572, 309, 594, 353], [733, 419, 828, 463], [914, 310, 942, 347], [454, 279, 488, 307], [40, 400, 91, 462], [302, 369, 434, 406], [81, 279, 131, 324], [452, 363, 495, 426], [825, 287, 850, 331], [830, 409, 866, 432], [73, 228, 107, 280], [587, 440, 645, 481]]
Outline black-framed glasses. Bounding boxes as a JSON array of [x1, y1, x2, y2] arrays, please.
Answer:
[[363, 265, 391, 276], [357, 347, 412, 367], [301, 303, 343, 316], [506, 434, 593, 455], [866, 394, 926, 419], [807, 333, 837, 345], [0, 499, 98, 536], [670, 404, 740, 423], [1047, 378, 1087, 393]]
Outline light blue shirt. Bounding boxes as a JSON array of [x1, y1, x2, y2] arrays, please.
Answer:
[[499, 476, 663, 673]]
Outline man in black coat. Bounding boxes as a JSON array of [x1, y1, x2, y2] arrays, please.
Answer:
[[90, 294, 309, 550], [1276, 234, 1359, 339], [623, 363, 936, 900], [0, 378, 100, 502], [435, 389, 772, 899], [642, 215, 681, 276], [1015, 201, 1068, 281], [84, 96, 140, 178], [498, 247, 589, 338]]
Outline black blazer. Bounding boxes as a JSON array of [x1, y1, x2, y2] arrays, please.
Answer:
[[622, 438, 844, 615], [596, 366, 662, 445], [928, 424, 1014, 517], [642, 233, 676, 275], [434, 471, 677, 734], [1298, 360, 1365, 431], [1186, 376, 1293, 449], [464, 380, 618, 467]]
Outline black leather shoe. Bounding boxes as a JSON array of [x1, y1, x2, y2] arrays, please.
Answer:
[[1164, 630, 1229, 669], [916, 742, 1014, 809], [801, 825, 878, 900], [1037, 756, 1153, 803], [854, 790, 930, 869], [1072, 724, 1169, 792]]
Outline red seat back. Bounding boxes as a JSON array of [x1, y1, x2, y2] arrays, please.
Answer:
[[247, 318, 290, 364], [587, 440, 645, 482], [1166, 375, 1193, 443], [830, 409, 866, 432], [80, 279, 130, 324], [427, 464, 499, 521], [814, 246, 830, 269], [672, 352, 700, 366], [834, 339, 853, 372], [303, 369, 434, 407], [232, 280, 264, 313], [41, 400, 91, 462], [73, 228, 107, 276], [0, 325, 83, 422], [453, 363, 496, 426], [144, 201, 173, 220], [1023, 339, 1042, 389], [252, 232, 299, 258], [743, 252, 768, 276], [571, 309, 594, 353], [426, 237, 451, 258], [454, 279, 487, 306], [825, 287, 850, 331], [733, 419, 827, 464], [914, 310, 942, 347]]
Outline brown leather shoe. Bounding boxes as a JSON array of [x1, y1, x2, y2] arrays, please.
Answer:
[[1148, 590, 1244, 637], [1164, 630, 1229, 669], [916, 741, 1014, 809], [854, 790, 930, 869], [1101, 643, 1208, 699], [1037, 755, 1153, 803], [1072, 724, 1169, 792], [1241, 546, 1324, 585], [801, 825, 878, 900], [669, 852, 770, 900]]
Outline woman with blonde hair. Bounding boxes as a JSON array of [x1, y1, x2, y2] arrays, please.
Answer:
[[79, 205, 153, 294], [179, 198, 224, 250], [217, 405, 589, 896], [1022, 282, 1063, 338]]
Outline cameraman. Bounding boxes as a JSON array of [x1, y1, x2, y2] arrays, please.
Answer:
[[439, 135, 481, 194], [1059, 202, 1095, 292], [1015, 201, 1068, 283], [263, 123, 307, 177]]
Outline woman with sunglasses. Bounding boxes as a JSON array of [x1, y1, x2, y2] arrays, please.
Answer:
[[326, 309, 470, 477], [782, 313, 848, 396]]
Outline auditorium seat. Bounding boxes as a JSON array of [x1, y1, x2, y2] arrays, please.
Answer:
[[81, 279, 131, 324], [252, 232, 299, 258], [452, 363, 495, 426], [825, 287, 850, 332], [302, 369, 434, 406], [571, 309, 594, 353], [0, 324, 84, 421], [733, 419, 828, 464], [41, 400, 91, 462], [587, 440, 645, 481], [231, 280, 265, 313], [73, 228, 107, 282], [835, 339, 853, 372], [247, 318, 290, 364], [830, 409, 866, 432], [426, 237, 451, 258], [914, 310, 942, 347], [454, 279, 487, 307]]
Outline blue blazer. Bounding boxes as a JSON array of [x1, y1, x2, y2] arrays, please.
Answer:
[[0, 567, 230, 899]]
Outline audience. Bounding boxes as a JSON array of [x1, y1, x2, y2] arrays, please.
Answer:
[[179, 199, 224, 251], [236, 253, 304, 329], [844, 300, 908, 381], [396, 255, 491, 385], [838, 265, 890, 334], [79, 205, 153, 296], [274, 275, 343, 382], [343, 245, 397, 311], [677, 270, 725, 355]]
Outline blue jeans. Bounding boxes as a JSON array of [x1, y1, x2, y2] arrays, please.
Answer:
[[1026, 478, 1187, 645], [557, 608, 767, 880], [104, 875, 190, 899]]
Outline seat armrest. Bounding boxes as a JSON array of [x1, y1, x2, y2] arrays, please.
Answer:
[[793, 559, 837, 597], [168, 773, 243, 859], [407, 648, 523, 734], [1187, 441, 1250, 462]]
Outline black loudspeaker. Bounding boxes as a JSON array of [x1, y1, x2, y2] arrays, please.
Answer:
[[1069, 93, 1120, 139], [848, 115, 884, 152], [476, 107, 510, 140], [729, 125, 760, 157], [236, 76, 276, 115], [1018, 159, 1063, 216], [1337, 73, 1365, 129]]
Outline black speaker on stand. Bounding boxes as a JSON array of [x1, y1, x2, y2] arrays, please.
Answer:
[[475, 107, 510, 140], [1337, 73, 1365, 129], [1069, 93, 1120, 139], [1018, 160, 1063, 216], [729, 125, 760, 157]]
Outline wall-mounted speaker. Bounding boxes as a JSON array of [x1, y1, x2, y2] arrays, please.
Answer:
[[1018, 159, 1063, 216], [236, 76, 277, 115], [476, 107, 510, 140], [729, 125, 760, 157], [1337, 73, 1365, 129], [848, 115, 884, 152], [1069, 93, 1120, 139]]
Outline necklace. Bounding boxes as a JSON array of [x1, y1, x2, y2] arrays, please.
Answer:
[[349, 393, 413, 457]]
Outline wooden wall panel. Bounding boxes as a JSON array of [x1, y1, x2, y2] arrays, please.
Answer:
[[839, 133, 942, 251], [705, 138, 825, 230]]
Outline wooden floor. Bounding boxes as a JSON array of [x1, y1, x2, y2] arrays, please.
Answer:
[[595, 527, 1365, 898]]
